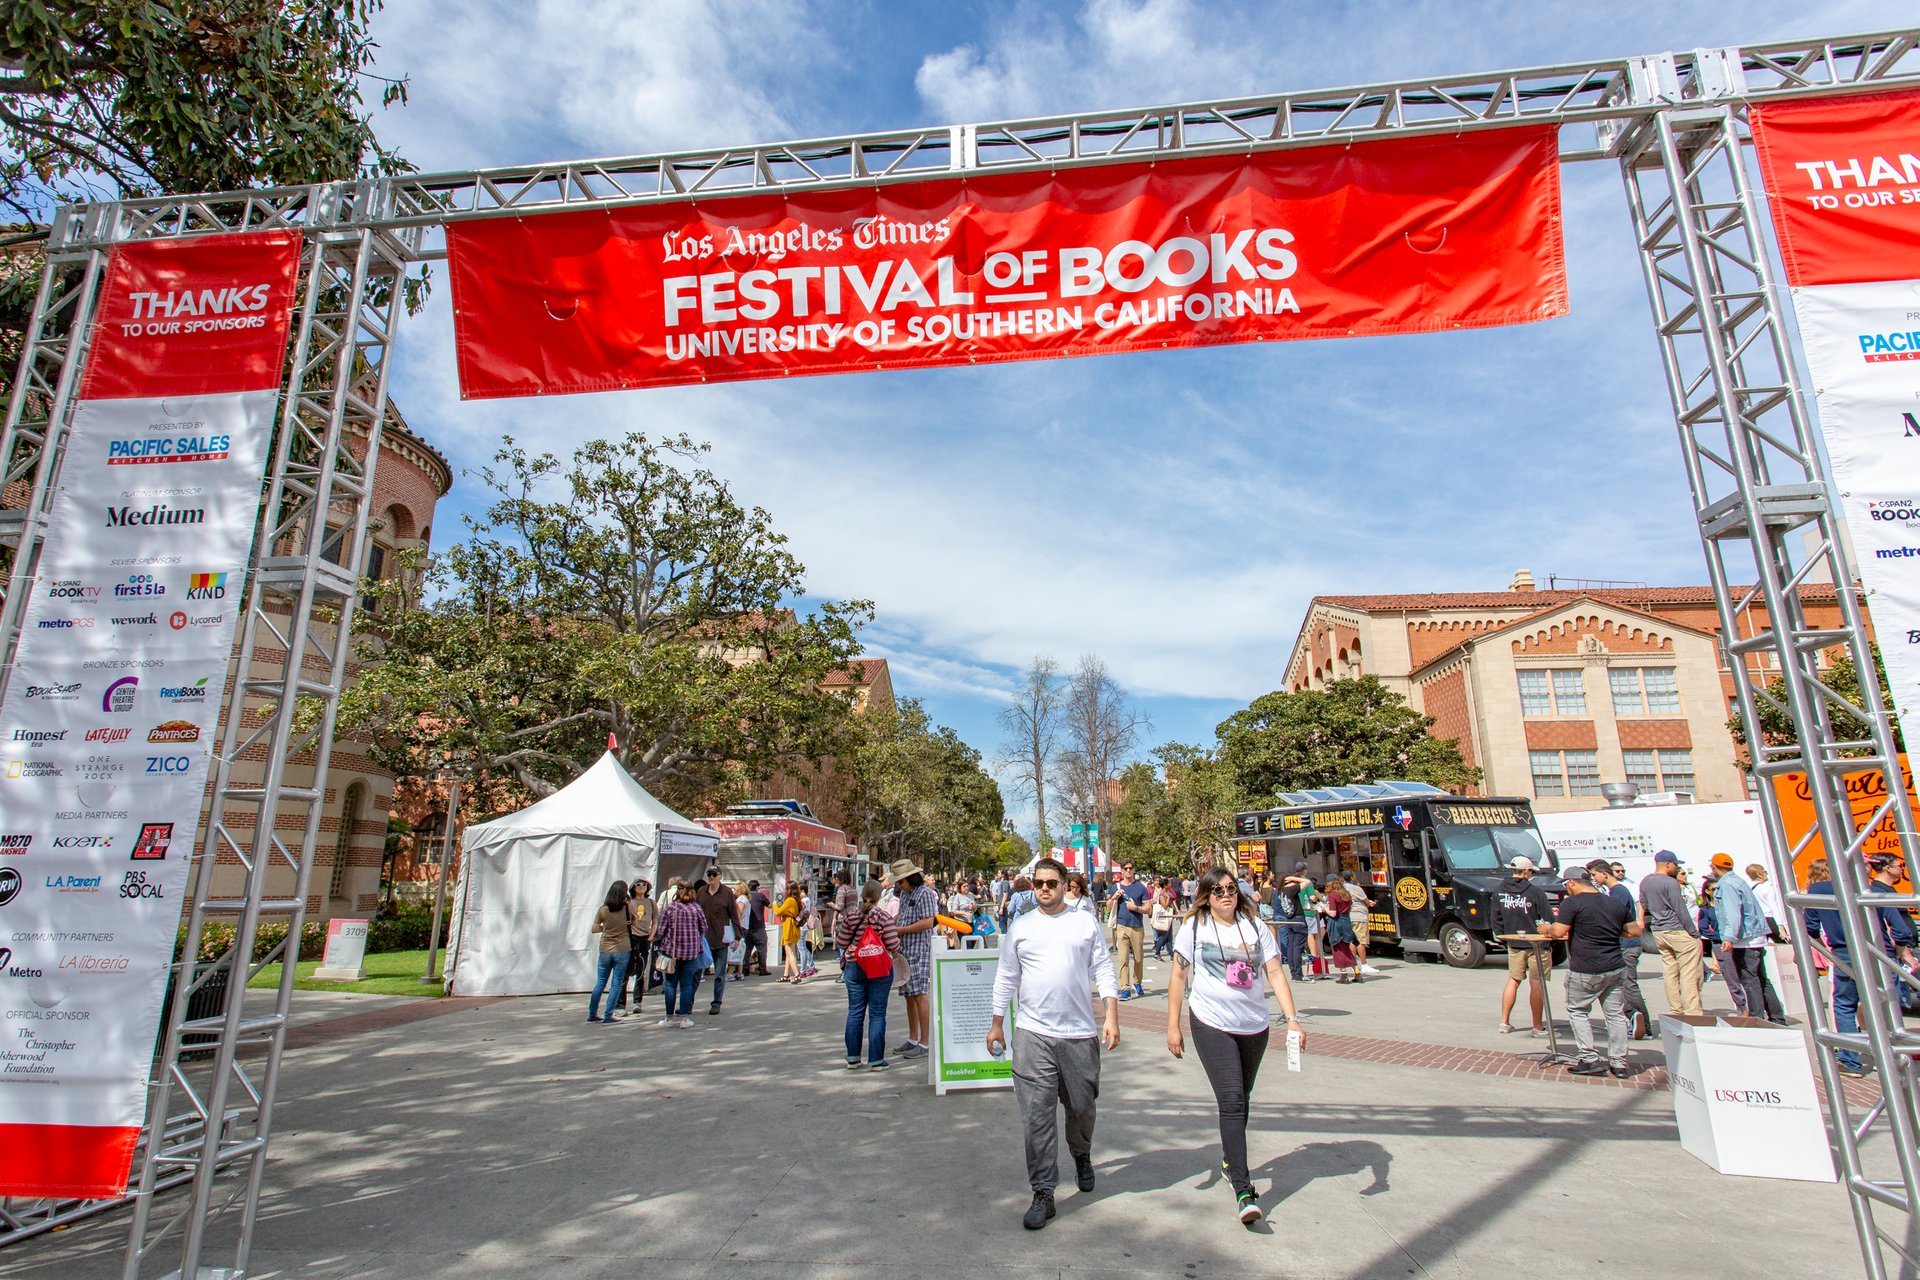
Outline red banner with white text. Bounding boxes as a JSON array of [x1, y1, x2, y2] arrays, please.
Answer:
[[448, 128, 1566, 398]]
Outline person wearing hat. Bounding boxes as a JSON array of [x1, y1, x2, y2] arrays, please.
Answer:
[[1804, 855, 1917, 1075], [693, 867, 739, 1017], [1710, 853, 1780, 1021], [1638, 851, 1702, 1017], [1493, 855, 1552, 1036], [1540, 865, 1640, 1076], [888, 857, 941, 1059]]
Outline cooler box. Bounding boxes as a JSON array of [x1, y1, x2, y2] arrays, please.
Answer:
[[1659, 1013, 1835, 1182]]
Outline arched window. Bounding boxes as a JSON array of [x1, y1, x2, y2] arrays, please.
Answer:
[[331, 784, 365, 902]]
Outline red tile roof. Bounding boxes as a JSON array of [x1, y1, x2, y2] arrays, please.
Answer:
[[822, 657, 889, 687], [1314, 584, 1839, 611]]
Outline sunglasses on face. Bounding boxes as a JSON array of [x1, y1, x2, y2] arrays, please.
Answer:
[[1033, 877, 1063, 889], [1209, 885, 1238, 898]]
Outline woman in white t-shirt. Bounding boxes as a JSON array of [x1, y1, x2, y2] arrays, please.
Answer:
[[1166, 866, 1305, 1227]]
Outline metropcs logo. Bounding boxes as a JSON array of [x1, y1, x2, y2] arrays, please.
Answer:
[[1858, 329, 1920, 363], [186, 572, 227, 601], [106, 433, 231, 465]]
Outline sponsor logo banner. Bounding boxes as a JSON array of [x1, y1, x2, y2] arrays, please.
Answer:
[[447, 128, 1567, 398], [0, 233, 295, 1199]]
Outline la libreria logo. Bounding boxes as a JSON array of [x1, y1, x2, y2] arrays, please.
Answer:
[[103, 676, 138, 712]]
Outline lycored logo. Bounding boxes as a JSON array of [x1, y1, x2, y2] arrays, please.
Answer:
[[169, 611, 188, 630], [131, 822, 173, 860], [103, 676, 138, 712]]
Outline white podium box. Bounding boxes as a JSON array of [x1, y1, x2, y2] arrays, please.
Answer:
[[1660, 1013, 1835, 1183], [312, 918, 370, 982]]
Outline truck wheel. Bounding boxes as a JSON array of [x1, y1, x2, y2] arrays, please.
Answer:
[[1438, 921, 1486, 969]]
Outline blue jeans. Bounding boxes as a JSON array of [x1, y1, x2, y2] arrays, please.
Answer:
[[590, 951, 629, 1019], [798, 936, 814, 971], [844, 965, 893, 1064], [663, 958, 702, 1017], [1832, 948, 1864, 1071], [1278, 923, 1308, 979]]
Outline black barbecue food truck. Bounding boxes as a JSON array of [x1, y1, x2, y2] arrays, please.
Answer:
[[1233, 781, 1562, 968]]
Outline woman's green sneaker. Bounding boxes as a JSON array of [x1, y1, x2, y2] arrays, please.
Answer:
[[1237, 1190, 1263, 1225]]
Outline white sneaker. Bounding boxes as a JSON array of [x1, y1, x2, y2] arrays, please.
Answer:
[[1360, 964, 1381, 976], [678, 1017, 696, 1029], [654, 1017, 675, 1027]]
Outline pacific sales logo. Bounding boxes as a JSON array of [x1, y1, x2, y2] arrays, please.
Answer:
[[131, 822, 173, 860], [1859, 329, 1920, 363], [112, 573, 165, 598], [146, 720, 200, 744], [158, 677, 208, 702], [105, 432, 231, 465], [103, 675, 138, 712], [186, 572, 228, 601]]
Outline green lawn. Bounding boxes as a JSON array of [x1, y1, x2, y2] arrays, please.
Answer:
[[245, 947, 447, 997]]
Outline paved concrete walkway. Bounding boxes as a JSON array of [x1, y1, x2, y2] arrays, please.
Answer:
[[7, 957, 1859, 1279]]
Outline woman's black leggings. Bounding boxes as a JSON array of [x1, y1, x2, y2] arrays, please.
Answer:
[[1189, 1017, 1270, 1192]]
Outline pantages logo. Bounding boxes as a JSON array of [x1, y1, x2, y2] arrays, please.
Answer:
[[146, 720, 200, 744], [104, 502, 205, 528]]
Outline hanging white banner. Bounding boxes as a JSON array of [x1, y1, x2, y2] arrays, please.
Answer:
[[0, 233, 300, 1199]]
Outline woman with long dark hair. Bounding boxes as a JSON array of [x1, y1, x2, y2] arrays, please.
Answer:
[[1325, 877, 1358, 984], [1165, 866, 1305, 1225], [588, 880, 633, 1023]]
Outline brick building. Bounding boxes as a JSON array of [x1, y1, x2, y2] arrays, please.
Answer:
[[1283, 569, 1865, 813]]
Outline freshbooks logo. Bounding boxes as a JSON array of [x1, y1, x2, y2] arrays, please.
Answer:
[[159, 677, 210, 702]]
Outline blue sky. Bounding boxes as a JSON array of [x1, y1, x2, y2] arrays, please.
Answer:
[[363, 0, 1910, 832]]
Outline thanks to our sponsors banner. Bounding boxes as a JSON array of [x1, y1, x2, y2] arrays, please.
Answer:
[[0, 232, 299, 1199], [1753, 91, 1920, 752], [447, 128, 1566, 398]]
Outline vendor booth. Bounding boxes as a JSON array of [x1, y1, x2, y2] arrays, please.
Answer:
[[446, 750, 719, 996]]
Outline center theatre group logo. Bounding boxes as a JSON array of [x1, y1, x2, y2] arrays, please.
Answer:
[[131, 822, 173, 861], [103, 675, 138, 712]]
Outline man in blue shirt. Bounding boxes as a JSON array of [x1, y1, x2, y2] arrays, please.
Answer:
[[1113, 862, 1151, 999], [1805, 855, 1918, 1076]]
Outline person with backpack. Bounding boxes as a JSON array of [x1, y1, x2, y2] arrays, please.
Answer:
[[836, 880, 904, 1070], [1165, 865, 1305, 1226]]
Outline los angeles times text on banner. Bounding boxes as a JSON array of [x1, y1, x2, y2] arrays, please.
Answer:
[[447, 128, 1568, 398], [0, 232, 300, 1199], [1753, 91, 1920, 750]]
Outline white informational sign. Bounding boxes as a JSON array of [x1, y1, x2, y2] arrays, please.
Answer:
[[1660, 1014, 1836, 1183], [0, 232, 300, 1199], [313, 918, 370, 981], [928, 949, 1014, 1095]]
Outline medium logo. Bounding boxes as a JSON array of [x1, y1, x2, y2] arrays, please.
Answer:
[[103, 676, 138, 712], [146, 721, 200, 744], [0, 867, 20, 906], [104, 503, 205, 528], [186, 572, 228, 601], [131, 822, 173, 860]]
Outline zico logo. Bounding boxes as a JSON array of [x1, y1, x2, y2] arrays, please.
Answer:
[[103, 675, 138, 712], [113, 573, 165, 598], [144, 755, 192, 774], [45, 579, 100, 600], [1859, 330, 1920, 363], [85, 727, 132, 745], [0, 834, 30, 854], [159, 678, 208, 702], [186, 572, 228, 600], [146, 721, 200, 744], [105, 434, 232, 465]]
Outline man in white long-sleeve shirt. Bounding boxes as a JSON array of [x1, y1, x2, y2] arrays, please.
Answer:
[[987, 856, 1120, 1231]]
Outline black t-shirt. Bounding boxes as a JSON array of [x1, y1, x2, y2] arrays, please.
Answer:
[[748, 889, 769, 928], [1559, 891, 1631, 974]]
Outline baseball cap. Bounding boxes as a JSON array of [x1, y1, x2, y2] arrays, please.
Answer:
[[705, 867, 720, 877], [1654, 850, 1679, 867], [1293, 861, 1309, 873], [1561, 865, 1593, 884], [1508, 855, 1536, 872], [1710, 853, 1734, 871]]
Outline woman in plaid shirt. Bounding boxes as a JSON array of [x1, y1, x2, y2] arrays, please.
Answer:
[[836, 881, 903, 1069], [655, 881, 708, 1028]]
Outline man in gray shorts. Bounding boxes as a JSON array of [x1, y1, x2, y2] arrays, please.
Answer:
[[988, 855, 1120, 1231]]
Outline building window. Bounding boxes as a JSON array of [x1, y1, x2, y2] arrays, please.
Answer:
[[1530, 749, 1601, 798], [1609, 667, 1680, 715], [1529, 751, 1564, 797], [331, 783, 364, 901], [1622, 748, 1694, 793], [1623, 750, 1660, 792], [1518, 669, 1586, 715]]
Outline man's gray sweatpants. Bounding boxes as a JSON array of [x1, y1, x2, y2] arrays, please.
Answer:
[[1012, 1026, 1100, 1192]]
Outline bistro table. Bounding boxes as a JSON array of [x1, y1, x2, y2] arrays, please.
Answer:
[[1497, 933, 1576, 1067]]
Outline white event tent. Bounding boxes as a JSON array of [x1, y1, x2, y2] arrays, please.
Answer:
[[446, 750, 718, 996]]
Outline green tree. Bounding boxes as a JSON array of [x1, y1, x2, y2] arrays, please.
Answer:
[[986, 825, 1032, 872], [341, 433, 870, 815], [1730, 645, 1903, 762], [1157, 742, 1248, 871], [843, 698, 1005, 879], [1215, 676, 1481, 801], [1109, 760, 1185, 875]]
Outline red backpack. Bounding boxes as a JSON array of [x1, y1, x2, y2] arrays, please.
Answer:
[[851, 911, 893, 979]]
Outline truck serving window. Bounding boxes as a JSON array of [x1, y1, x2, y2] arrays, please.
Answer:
[[1435, 824, 1555, 871]]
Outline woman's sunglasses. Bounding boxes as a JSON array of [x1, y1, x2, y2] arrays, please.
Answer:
[[1209, 884, 1238, 898]]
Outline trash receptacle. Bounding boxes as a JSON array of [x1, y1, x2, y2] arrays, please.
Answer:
[[1660, 1013, 1835, 1182]]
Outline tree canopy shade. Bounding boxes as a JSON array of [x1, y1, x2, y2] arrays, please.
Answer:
[[340, 433, 871, 816], [1215, 676, 1481, 800], [0, 1, 409, 223], [843, 697, 1005, 876]]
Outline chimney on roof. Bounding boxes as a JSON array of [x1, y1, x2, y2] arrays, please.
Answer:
[[1509, 568, 1536, 594]]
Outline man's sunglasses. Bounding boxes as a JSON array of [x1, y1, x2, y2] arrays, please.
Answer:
[[1033, 877, 1063, 889]]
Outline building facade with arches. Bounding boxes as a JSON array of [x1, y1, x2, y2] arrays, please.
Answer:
[[1283, 569, 1866, 812]]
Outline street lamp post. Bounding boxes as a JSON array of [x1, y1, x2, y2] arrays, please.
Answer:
[[420, 772, 462, 985]]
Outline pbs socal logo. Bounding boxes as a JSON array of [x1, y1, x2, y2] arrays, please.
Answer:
[[0, 867, 20, 906]]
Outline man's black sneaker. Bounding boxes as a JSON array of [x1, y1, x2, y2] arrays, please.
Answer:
[[1567, 1059, 1608, 1076], [868, 1059, 892, 1073], [1608, 1064, 1630, 1079], [1074, 1152, 1095, 1193], [1022, 1190, 1056, 1230], [707, 1002, 722, 1016], [1237, 1190, 1263, 1225], [845, 1058, 862, 1070]]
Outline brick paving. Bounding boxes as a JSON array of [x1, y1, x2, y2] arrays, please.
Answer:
[[280, 995, 502, 1049]]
